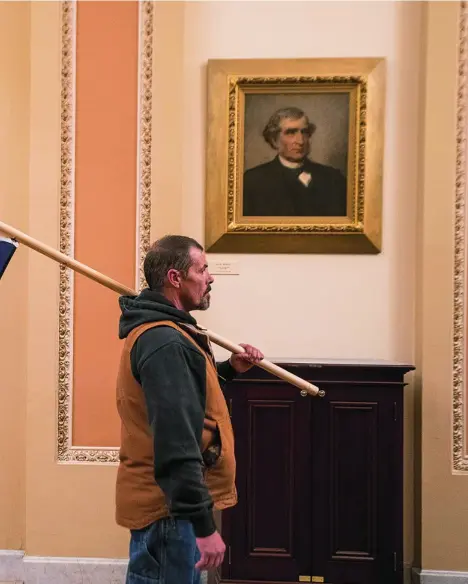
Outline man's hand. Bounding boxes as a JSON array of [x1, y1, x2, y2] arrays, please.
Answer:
[[229, 343, 264, 374], [195, 531, 226, 571]]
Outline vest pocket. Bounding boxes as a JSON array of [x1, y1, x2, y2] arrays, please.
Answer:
[[202, 419, 221, 468], [204, 416, 235, 484]]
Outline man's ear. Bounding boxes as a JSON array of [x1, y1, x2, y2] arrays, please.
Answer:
[[166, 268, 181, 288]]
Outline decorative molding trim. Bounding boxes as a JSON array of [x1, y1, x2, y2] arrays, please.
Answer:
[[57, 0, 77, 464], [137, 0, 153, 291], [57, 0, 154, 463], [413, 568, 468, 583], [453, 0, 468, 473]]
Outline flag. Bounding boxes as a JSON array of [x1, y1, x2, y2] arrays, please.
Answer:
[[0, 237, 19, 280]]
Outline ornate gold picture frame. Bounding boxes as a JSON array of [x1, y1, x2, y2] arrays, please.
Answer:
[[205, 58, 386, 254]]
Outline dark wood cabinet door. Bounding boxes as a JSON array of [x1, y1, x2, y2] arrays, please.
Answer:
[[222, 384, 312, 583], [310, 386, 403, 584]]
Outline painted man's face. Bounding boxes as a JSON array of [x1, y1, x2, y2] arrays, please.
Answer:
[[275, 116, 311, 162]]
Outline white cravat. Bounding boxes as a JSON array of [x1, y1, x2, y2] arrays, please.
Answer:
[[298, 172, 312, 187]]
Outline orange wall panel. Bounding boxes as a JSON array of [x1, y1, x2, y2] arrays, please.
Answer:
[[72, 1, 139, 447]]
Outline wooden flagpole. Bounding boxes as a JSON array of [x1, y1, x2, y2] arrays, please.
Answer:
[[0, 220, 324, 397]]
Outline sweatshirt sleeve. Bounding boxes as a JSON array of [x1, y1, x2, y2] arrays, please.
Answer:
[[216, 359, 238, 389], [136, 340, 216, 538]]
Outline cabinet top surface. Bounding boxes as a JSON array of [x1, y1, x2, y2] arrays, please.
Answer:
[[265, 357, 414, 369]]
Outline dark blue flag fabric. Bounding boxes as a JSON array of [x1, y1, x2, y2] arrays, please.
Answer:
[[0, 237, 18, 280]]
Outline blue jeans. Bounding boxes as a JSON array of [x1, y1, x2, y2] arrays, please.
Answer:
[[126, 517, 202, 584]]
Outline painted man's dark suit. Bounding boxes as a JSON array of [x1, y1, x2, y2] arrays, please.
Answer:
[[242, 156, 347, 217]]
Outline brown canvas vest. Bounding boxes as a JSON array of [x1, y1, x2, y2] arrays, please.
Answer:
[[115, 320, 237, 530]]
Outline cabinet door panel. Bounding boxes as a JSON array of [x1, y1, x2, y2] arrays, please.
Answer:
[[224, 384, 312, 582], [311, 387, 402, 584]]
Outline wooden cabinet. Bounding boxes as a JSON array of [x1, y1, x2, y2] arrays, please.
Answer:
[[219, 359, 413, 584]]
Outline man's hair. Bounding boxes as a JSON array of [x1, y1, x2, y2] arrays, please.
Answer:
[[262, 106, 316, 149], [143, 235, 203, 291]]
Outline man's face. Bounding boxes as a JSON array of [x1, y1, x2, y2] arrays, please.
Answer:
[[179, 247, 214, 312], [275, 116, 311, 162]]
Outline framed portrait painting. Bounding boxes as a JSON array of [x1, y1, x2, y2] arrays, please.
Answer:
[[205, 58, 386, 253]]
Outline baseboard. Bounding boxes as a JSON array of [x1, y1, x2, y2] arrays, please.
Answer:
[[413, 568, 468, 583], [24, 555, 128, 583], [1, 554, 462, 584], [0, 551, 23, 583], [0, 550, 127, 583], [0, 550, 209, 583]]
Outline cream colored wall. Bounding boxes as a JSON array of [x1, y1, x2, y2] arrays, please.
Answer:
[[0, 0, 423, 563], [151, 2, 184, 237], [178, 1, 423, 575], [419, 1, 468, 572], [0, 0, 30, 550], [24, 2, 128, 557], [2, 0, 464, 577], [182, 1, 422, 370]]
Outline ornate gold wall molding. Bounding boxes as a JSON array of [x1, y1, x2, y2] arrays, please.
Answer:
[[453, 1, 468, 473], [138, 0, 153, 291], [57, 0, 153, 463]]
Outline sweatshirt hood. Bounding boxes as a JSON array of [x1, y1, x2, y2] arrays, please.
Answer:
[[118, 288, 198, 339]]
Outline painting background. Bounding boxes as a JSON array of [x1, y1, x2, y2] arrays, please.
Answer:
[[243, 92, 350, 175]]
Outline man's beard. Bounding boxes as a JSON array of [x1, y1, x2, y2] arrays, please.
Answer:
[[196, 288, 211, 311]]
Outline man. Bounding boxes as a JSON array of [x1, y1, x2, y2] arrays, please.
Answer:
[[115, 234, 264, 584], [243, 106, 347, 217]]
